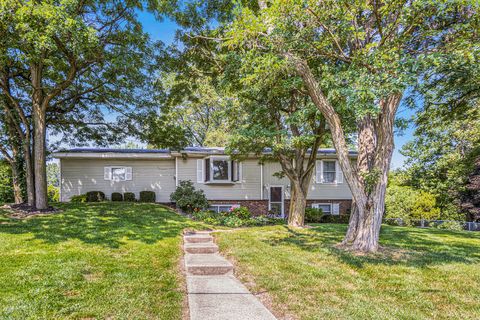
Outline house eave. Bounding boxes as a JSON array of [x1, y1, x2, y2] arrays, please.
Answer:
[[52, 152, 173, 159]]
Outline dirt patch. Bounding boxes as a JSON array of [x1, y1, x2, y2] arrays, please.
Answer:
[[2, 203, 61, 219]]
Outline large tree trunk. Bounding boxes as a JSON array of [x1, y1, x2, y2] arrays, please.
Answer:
[[290, 55, 400, 252], [33, 105, 48, 209], [32, 64, 48, 210], [11, 158, 23, 204], [288, 182, 307, 227]]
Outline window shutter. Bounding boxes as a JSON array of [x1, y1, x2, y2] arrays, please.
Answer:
[[315, 160, 322, 183], [232, 161, 242, 182], [197, 159, 204, 183], [312, 203, 319, 209], [104, 167, 111, 180], [125, 167, 133, 181], [335, 161, 343, 184], [332, 203, 340, 215]]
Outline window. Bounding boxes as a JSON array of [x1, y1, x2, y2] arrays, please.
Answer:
[[197, 157, 241, 183], [111, 167, 126, 181], [323, 161, 336, 183], [212, 158, 230, 181], [312, 203, 332, 214], [312, 203, 340, 215], [104, 166, 132, 181], [208, 204, 240, 213], [315, 160, 343, 184]]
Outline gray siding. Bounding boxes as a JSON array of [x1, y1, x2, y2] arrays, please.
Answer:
[[60, 159, 176, 202], [262, 161, 352, 200], [176, 158, 262, 200]]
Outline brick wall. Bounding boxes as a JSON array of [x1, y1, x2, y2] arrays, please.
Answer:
[[208, 199, 352, 216]]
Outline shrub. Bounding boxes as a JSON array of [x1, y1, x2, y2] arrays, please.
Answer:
[[320, 214, 350, 224], [244, 216, 271, 226], [305, 208, 324, 223], [223, 215, 244, 228], [385, 185, 441, 225], [86, 191, 105, 202], [434, 221, 464, 231], [192, 210, 215, 221], [139, 191, 156, 202], [170, 180, 209, 213], [70, 194, 87, 203], [111, 192, 123, 201], [47, 185, 59, 202], [124, 192, 136, 202], [231, 206, 252, 219]]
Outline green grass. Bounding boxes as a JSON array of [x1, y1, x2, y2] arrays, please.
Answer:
[[0, 202, 200, 319], [215, 224, 480, 320]]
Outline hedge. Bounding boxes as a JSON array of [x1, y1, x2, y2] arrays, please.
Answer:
[[111, 192, 123, 201], [139, 191, 156, 202], [124, 192, 136, 202], [86, 191, 105, 202]]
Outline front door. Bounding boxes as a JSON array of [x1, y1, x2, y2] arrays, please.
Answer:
[[269, 186, 284, 218]]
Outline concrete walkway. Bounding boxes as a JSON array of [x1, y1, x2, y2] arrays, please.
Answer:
[[183, 231, 277, 320]]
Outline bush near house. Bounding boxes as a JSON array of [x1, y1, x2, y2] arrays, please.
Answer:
[[170, 180, 209, 213], [47, 185, 60, 202], [86, 191, 105, 202], [139, 191, 156, 203], [70, 194, 87, 203], [305, 208, 324, 223], [124, 192, 136, 202], [111, 192, 123, 201], [192, 206, 277, 227]]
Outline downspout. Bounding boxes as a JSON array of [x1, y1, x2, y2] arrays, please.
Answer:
[[260, 163, 264, 200], [175, 156, 178, 187], [59, 159, 62, 202]]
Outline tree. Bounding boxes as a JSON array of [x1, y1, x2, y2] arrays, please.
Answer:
[[222, 55, 332, 226], [0, 0, 164, 209], [142, 74, 233, 148], [402, 53, 480, 220], [224, 0, 478, 251]]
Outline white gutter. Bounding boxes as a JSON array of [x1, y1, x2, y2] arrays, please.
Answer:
[[175, 156, 178, 187], [52, 152, 172, 159]]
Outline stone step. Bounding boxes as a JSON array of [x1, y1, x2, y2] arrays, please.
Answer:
[[185, 254, 233, 275], [187, 275, 277, 320], [185, 242, 219, 254], [184, 234, 214, 243]]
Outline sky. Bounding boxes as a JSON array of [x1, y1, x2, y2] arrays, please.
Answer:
[[53, 10, 416, 169]]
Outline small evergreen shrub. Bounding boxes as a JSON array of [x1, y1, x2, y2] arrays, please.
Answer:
[[124, 192, 136, 202], [47, 185, 60, 202], [70, 194, 87, 203], [111, 192, 123, 201], [139, 191, 156, 202], [86, 191, 105, 202], [170, 180, 209, 213], [305, 208, 324, 223], [320, 214, 350, 224]]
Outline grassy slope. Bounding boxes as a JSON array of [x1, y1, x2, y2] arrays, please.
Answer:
[[215, 224, 480, 320], [0, 202, 199, 320]]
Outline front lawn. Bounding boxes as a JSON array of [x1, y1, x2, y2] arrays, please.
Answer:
[[215, 224, 480, 320], [0, 202, 200, 319]]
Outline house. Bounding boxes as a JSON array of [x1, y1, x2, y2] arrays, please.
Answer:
[[52, 147, 356, 217]]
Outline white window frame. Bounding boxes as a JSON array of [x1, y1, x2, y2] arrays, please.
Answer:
[[315, 160, 343, 184], [208, 204, 240, 213], [312, 203, 332, 215], [209, 156, 231, 182], [104, 166, 132, 182], [321, 160, 337, 184], [268, 185, 284, 218]]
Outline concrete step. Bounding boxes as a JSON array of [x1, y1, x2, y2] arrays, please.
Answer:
[[185, 254, 233, 275], [184, 234, 214, 243], [187, 275, 277, 320], [185, 242, 219, 254]]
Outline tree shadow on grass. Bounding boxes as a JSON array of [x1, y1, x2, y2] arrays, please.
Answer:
[[263, 224, 480, 269], [0, 202, 195, 248]]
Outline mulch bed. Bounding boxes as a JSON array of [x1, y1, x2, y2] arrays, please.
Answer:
[[1, 203, 61, 219]]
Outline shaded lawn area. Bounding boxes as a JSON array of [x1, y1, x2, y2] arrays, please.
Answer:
[[215, 224, 480, 320], [0, 202, 201, 319]]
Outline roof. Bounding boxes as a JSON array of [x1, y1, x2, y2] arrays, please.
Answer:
[[52, 147, 357, 159]]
